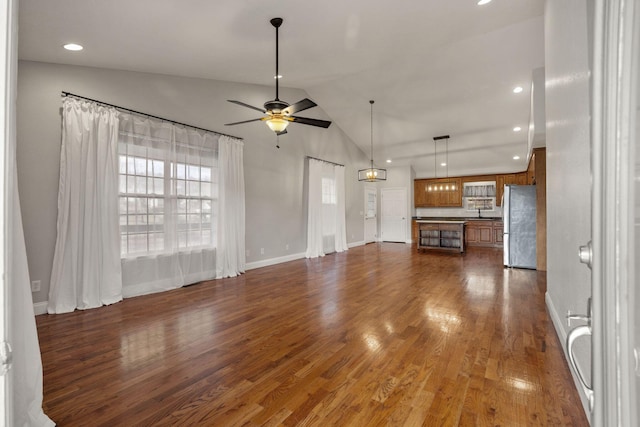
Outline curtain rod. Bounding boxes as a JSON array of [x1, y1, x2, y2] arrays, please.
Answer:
[[61, 91, 243, 141], [306, 156, 344, 167]]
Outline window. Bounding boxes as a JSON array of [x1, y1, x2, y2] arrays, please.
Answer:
[[322, 177, 336, 204], [173, 161, 215, 250], [118, 143, 217, 257]]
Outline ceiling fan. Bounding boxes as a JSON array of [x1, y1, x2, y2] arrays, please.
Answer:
[[225, 17, 332, 135]]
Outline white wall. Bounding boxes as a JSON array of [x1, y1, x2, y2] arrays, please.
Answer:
[[17, 61, 370, 305], [544, 0, 593, 412]]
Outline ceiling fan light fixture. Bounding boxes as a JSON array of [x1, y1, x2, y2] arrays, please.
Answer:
[[358, 100, 386, 182], [225, 18, 331, 135], [266, 117, 289, 133]]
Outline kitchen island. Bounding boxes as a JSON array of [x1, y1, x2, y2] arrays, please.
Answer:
[[415, 220, 466, 253]]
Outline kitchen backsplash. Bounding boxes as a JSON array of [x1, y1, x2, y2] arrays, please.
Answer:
[[415, 206, 503, 218]]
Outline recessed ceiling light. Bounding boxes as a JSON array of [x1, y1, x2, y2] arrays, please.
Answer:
[[63, 43, 83, 51], [440, 162, 447, 167], [477, 0, 492, 5], [513, 155, 521, 160], [513, 86, 523, 94], [513, 126, 522, 132], [386, 159, 392, 163]]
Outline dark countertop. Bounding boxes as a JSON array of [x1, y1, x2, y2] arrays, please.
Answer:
[[412, 216, 502, 221]]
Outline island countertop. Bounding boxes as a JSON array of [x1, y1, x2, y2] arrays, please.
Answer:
[[415, 219, 466, 224], [412, 216, 502, 221]]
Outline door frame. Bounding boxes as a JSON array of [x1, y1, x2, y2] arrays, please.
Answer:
[[591, 0, 639, 425], [0, 0, 17, 423]]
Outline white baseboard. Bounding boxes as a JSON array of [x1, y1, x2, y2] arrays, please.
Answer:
[[545, 292, 591, 418], [34, 242, 367, 313], [246, 242, 367, 270], [245, 252, 307, 270], [33, 301, 48, 315]]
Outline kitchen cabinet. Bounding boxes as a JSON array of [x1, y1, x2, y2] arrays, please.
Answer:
[[465, 220, 503, 248], [493, 221, 504, 245], [414, 178, 462, 207], [496, 172, 527, 206], [416, 221, 465, 253], [411, 220, 419, 243]]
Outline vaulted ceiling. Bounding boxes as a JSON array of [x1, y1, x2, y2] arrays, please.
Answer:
[[18, 0, 545, 177]]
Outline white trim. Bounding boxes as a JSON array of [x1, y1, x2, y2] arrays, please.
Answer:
[[245, 252, 306, 271], [32, 302, 48, 316], [546, 292, 591, 418], [348, 240, 365, 248]]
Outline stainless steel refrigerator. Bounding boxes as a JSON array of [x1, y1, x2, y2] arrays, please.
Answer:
[[503, 185, 536, 269]]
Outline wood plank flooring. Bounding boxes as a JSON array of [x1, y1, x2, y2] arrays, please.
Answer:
[[36, 243, 589, 426]]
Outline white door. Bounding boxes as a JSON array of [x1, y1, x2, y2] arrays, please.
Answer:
[[563, 1, 640, 425], [364, 187, 377, 243], [380, 188, 406, 243], [592, 1, 640, 424]]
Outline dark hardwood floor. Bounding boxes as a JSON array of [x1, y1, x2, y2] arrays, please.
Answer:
[[36, 243, 588, 426]]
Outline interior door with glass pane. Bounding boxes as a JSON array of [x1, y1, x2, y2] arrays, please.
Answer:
[[364, 187, 377, 243]]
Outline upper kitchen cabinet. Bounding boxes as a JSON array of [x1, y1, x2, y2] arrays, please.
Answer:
[[414, 178, 462, 207], [496, 172, 528, 206]]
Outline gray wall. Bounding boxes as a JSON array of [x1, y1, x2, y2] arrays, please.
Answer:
[[17, 60, 370, 305], [544, 0, 593, 410]]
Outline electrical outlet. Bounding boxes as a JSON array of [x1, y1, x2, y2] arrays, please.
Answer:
[[31, 280, 41, 292], [285, 244, 289, 251], [260, 248, 264, 255]]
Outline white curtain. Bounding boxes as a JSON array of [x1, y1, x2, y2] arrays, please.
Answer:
[[9, 180, 55, 426], [334, 165, 348, 252], [48, 97, 123, 313], [216, 136, 246, 278], [118, 113, 221, 297], [5, 26, 54, 423], [306, 159, 348, 258], [306, 159, 325, 258]]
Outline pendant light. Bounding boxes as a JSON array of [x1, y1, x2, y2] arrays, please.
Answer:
[[429, 135, 456, 192], [358, 100, 387, 181]]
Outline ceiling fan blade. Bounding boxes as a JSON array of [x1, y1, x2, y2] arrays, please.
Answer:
[[225, 118, 264, 126], [228, 100, 266, 113], [282, 98, 317, 115], [290, 116, 332, 128]]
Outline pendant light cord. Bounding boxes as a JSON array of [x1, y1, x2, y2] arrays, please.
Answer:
[[446, 138, 449, 179], [370, 100, 374, 168]]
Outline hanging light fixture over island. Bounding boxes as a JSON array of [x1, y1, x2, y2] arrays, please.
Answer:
[[428, 135, 457, 192]]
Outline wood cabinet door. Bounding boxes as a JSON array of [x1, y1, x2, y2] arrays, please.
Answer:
[[496, 175, 505, 206], [448, 178, 462, 207], [414, 180, 427, 207], [478, 225, 493, 244], [465, 225, 479, 244]]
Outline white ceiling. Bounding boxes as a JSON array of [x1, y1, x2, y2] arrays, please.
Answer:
[[18, 0, 545, 178]]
